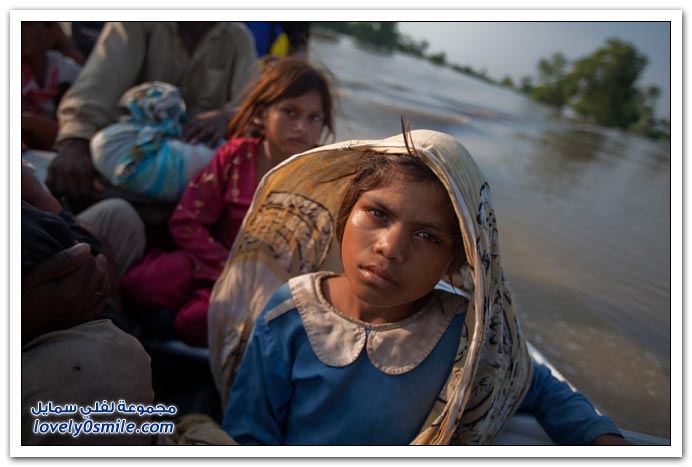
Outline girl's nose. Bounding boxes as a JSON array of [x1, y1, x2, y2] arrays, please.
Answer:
[[374, 225, 406, 262], [294, 118, 307, 132]]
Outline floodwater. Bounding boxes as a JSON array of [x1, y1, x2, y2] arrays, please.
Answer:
[[310, 35, 671, 439]]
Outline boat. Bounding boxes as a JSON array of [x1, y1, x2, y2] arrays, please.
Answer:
[[19, 149, 670, 446], [492, 343, 669, 445], [137, 334, 670, 445]]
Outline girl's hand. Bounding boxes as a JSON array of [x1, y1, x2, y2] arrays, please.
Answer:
[[590, 434, 633, 445], [183, 109, 229, 147]]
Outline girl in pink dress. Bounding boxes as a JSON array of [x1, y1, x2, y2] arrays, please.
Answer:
[[121, 57, 334, 346]]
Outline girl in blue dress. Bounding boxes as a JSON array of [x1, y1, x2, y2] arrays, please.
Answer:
[[210, 129, 628, 445]]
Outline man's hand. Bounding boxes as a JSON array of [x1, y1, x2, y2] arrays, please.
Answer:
[[46, 138, 100, 199], [182, 109, 229, 147], [22, 243, 110, 342]]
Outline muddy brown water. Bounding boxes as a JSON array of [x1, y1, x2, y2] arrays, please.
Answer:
[[311, 35, 671, 439]]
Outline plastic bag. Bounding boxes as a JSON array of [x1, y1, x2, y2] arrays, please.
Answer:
[[91, 81, 219, 201]]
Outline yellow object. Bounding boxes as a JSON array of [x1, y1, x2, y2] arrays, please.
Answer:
[[269, 32, 290, 57], [259, 32, 290, 68]]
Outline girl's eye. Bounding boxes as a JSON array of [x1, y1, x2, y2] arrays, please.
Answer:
[[415, 231, 440, 244], [311, 113, 324, 123], [283, 108, 297, 117], [366, 208, 386, 220]]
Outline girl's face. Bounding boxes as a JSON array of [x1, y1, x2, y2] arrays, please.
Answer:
[[340, 174, 457, 319], [260, 89, 325, 162]]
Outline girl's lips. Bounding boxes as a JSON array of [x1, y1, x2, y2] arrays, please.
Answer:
[[288, 138, 309, 147], [359, 266, 398, 288]]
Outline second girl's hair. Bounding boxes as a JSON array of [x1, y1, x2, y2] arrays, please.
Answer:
[[226, 56, 334, 141]]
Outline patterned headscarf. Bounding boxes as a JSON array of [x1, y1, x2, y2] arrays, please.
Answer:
[[208, 130, 532, 445]]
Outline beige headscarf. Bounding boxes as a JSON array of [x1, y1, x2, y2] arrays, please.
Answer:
[[208, 129, 532, 445]]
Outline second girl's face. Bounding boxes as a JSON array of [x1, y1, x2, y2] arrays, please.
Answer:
[[261, 89, 325, 161], [340, 174, 458, 320]]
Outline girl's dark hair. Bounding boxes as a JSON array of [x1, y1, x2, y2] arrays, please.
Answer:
[[226, 57, 334, 141], [334, 131, 466, 270]]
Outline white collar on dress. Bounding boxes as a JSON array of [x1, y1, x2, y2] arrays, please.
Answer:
[[280, 272, 468, 375]]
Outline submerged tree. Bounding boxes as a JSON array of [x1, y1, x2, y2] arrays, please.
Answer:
[[427, 51, 447, 66], [520, 38, 667, 141], [397, 35, 429, 57], [568, 38, 648, 128], [500, 75, 515, 88], [530, 52, 573, 109], [630, 84, 664, 138], [348, 22, 399, 52], [519, 75, 535, 94]]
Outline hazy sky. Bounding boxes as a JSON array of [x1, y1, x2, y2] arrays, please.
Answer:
[[398, 22, 671, 118]]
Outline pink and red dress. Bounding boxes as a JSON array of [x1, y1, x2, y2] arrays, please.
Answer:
[[122, 137, 261, 346]]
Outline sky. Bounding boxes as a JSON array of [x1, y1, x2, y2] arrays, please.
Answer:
[[398, 22, 671, 119]]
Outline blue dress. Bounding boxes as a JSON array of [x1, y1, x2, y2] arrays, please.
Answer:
[[222, 273, 621, 445]]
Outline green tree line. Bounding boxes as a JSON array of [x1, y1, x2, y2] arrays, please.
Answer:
[[314, 23, 669, 142], [518, 39, 668, 142]]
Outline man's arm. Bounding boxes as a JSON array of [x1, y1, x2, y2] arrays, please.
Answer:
[[55, 22, 148, 143], [225, 22, 260, 112], [183, 23, 259, 146], [225, 23, 260, 115], [49, 22, 149, 199]]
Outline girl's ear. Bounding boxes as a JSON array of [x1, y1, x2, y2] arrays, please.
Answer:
[[251, 106, 266, 128]]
